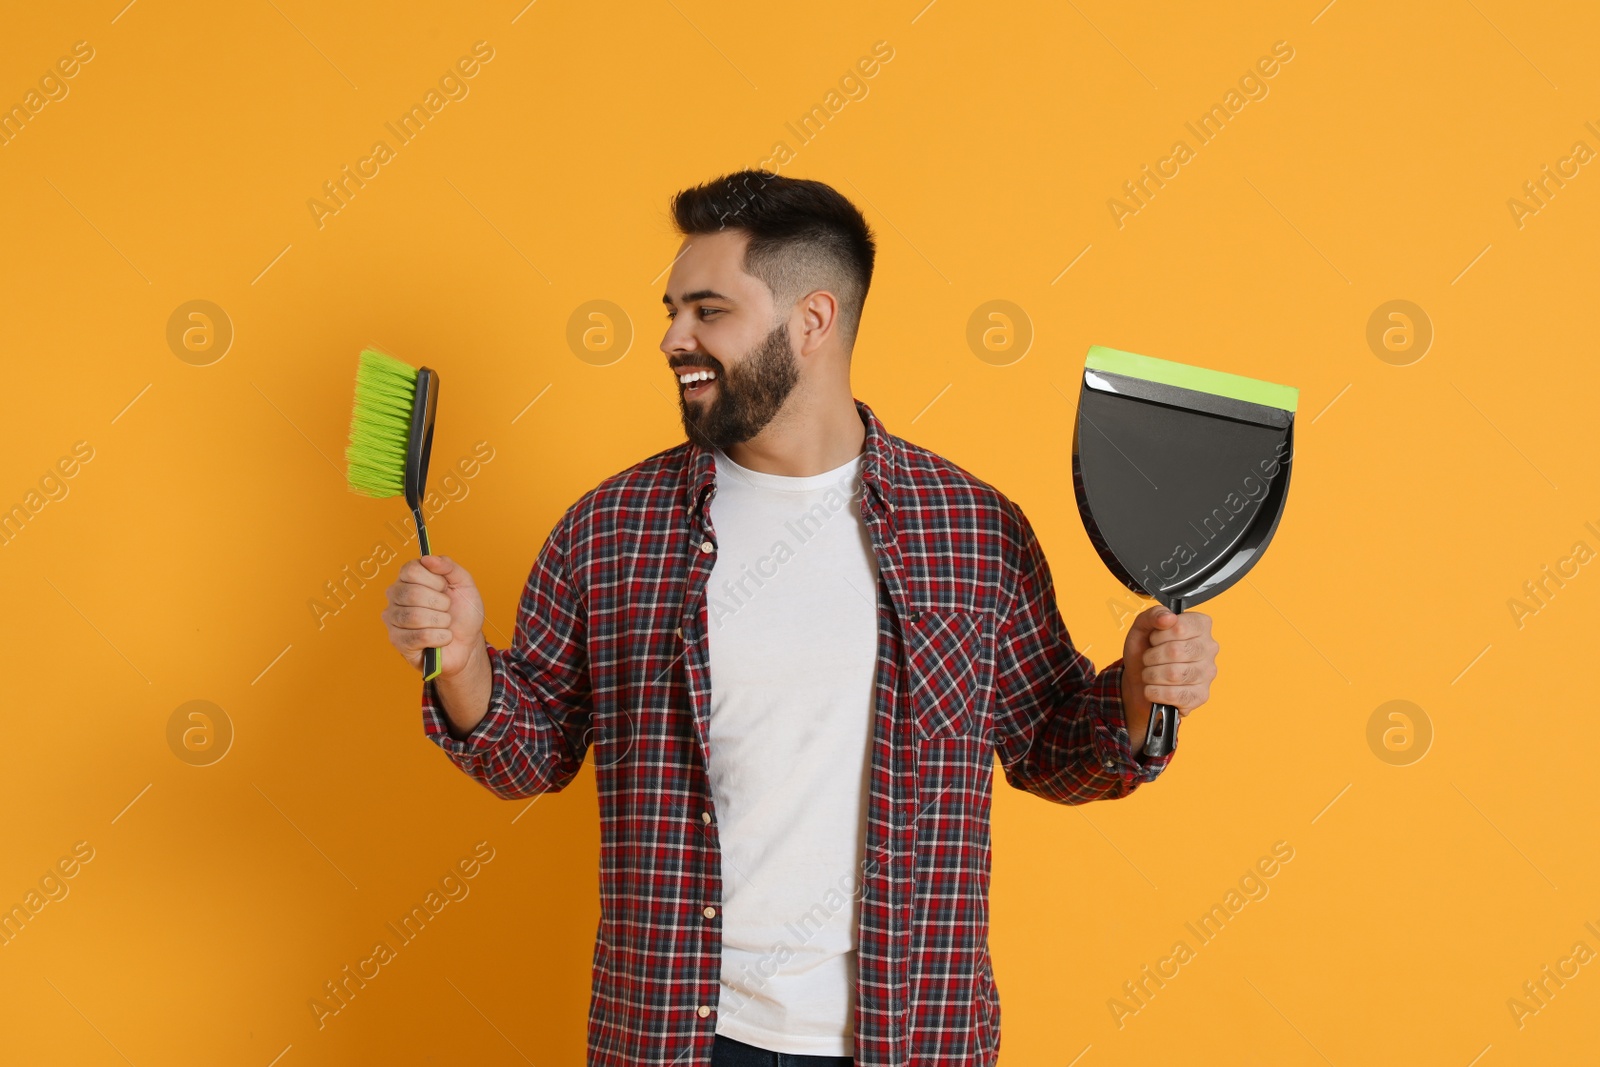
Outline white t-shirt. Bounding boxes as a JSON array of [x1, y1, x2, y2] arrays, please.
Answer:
[[705, 445, 880, 1056]]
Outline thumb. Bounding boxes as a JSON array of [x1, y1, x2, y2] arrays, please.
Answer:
[[421, 554, 472, 589], [1135, 604, 1178, 634]]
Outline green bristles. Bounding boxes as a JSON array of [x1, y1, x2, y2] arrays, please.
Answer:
[[344, 349, 418, 498]]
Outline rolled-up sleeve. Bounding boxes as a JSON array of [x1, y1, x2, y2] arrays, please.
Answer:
[[421, 510, 594, 800], [991, 500, 1174, 804]]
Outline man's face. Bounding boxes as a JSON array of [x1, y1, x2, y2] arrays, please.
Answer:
[[660, 230, 800, 451]]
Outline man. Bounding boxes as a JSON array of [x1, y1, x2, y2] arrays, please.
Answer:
[[383, 170, 1219, 1067]]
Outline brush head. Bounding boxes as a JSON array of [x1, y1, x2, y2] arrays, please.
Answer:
[[344, 349, 420, 499]]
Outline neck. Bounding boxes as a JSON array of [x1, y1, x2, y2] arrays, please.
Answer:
[[724, 378, 865, 476]]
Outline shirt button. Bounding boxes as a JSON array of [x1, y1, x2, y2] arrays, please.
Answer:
[[703, 906, 717, 918], [701, 811, 711, 824], [699, 540, 714, 553], [697, 1005, 712, 1018], [676, 626, 684, 638]]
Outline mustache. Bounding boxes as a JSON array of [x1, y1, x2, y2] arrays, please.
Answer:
[[669, 358, 722, 374]]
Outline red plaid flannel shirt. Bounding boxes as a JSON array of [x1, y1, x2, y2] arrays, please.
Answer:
[[421, 398, 1174, 1065]]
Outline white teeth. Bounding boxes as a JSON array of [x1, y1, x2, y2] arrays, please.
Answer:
[[678, 370, 717, 384]]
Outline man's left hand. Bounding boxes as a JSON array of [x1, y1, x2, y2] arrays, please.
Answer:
[[1120, 605, 1219, 741]]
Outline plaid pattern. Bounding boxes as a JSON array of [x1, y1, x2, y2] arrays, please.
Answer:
[[422, 398, 1174, 1066]]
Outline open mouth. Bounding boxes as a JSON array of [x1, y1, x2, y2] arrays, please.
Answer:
[[678, 368, 718, 397]]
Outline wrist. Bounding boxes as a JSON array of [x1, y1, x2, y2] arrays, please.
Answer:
[[1120, 662, 1153, 750], [436, 635, 492, 737], [438, 631, 488, 683]]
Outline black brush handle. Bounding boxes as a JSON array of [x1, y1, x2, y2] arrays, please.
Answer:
[[404, 367, 441, 682], [414, 504, 442, 682], [1140, 602, 1182, 758]]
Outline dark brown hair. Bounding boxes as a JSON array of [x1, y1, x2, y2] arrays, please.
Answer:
[[669, 170, 877, 348]]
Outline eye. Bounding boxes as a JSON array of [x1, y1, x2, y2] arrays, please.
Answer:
[[699, 308, 722, 318]]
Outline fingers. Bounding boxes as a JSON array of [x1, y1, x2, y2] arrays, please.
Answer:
[[385, 557, 475, 670], [1141, 659, 1210, 686], [1140, 636, 1217, 666], [1150, 611, 1211, 642], [1139, 614, 1217, 713], [398, 557, 448, 593], [388, 625, 455, 651], [421, 554, 474, 590], [393, 557, 474, 623], [1141, 683, 1207, 712], [388, 580, 451, 612], [383, 605, 453, 631]]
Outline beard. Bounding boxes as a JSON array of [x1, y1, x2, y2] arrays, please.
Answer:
[[678, 318, 800, 451]]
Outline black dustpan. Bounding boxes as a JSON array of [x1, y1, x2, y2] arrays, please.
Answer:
[[1071, 345, 1299, 759]]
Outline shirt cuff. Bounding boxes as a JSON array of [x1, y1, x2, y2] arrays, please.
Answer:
[[421, 643, 517, 759], [1093, 658, 1175, 784]]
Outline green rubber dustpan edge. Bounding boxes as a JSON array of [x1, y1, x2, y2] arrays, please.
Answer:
[[1086, 345, 1299, 414]]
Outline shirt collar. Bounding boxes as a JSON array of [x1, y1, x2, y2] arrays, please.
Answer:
[[685, 397, 899, 531]]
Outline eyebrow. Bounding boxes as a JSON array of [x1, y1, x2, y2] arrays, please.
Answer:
[[661, 288, 732, 307]]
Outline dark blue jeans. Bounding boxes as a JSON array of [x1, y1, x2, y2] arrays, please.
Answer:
[[712, 1033, 854, 1066]]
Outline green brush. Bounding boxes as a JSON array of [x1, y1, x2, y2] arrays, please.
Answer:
[[343, 348, 443, 681]]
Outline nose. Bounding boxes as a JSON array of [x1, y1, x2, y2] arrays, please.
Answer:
[[660, 314, 698, 359]]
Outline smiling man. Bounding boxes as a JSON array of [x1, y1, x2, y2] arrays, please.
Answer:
[[384, 169, 1219, 1067]]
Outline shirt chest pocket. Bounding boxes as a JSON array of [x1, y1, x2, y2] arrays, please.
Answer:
[[905, 609, 990, 740]]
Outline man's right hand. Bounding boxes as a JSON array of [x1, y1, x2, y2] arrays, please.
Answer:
[[385, 555, 492, 736]]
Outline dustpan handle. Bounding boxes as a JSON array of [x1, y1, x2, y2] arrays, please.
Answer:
[[1140, 601, 1182, 758], [1142, 702, 1178, 758]]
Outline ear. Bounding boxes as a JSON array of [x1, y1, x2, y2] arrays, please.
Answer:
[[796, 289, 839, 356]]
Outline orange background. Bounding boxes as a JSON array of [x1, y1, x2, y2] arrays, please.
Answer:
[[3, 1, 1598, 1064]]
